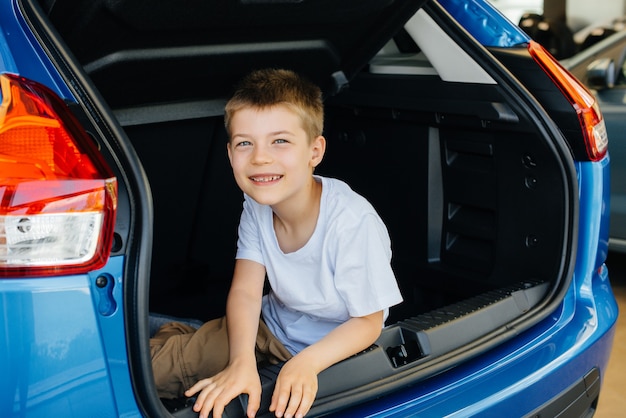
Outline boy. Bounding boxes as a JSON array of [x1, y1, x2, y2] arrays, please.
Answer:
[[150, 68, 403, 418]]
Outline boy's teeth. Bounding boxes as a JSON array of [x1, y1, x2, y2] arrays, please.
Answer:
[[252, 175, 280, 182]]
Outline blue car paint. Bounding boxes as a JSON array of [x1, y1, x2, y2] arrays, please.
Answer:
[[88, 256, 142, 418], [438, 0, 530, 47], [0, 0, 618, 416], [0, 257, 139, 417], [0, 270, 115, 416], [0, 0, 73, 99], [578, 157, 611, 281]]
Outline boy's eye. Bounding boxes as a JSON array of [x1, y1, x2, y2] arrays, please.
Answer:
[[274, 138, 288, 144]]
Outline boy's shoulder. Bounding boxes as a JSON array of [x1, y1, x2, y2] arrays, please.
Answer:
[[320, 176, 378, 220]]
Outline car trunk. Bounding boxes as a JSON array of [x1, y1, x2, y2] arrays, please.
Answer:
[[23, 0, 576, 416], [122, 75, 560, 416], [128, 69, 563, 324]]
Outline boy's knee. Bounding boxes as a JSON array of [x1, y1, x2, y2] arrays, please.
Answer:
[[151, 334, 190, 398], [150, 322, 198, 357]]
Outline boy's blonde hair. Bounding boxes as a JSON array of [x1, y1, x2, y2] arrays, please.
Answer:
[[225, 69, 324, 141]]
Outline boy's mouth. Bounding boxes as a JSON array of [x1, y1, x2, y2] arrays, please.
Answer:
[[249, 175, 283, 183]]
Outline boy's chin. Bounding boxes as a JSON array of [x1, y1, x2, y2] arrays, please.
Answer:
[[246, 191, 281, 206]]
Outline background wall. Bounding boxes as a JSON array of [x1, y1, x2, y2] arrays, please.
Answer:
[[565, 0, 626, 31], [488, 0, 626, 31]]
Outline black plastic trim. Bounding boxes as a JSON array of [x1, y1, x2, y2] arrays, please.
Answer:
[[523, 367, 600, 418], [169, 280, 550, 418]]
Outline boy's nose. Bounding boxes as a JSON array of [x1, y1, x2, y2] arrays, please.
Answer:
[[251, 145, 272, 164]]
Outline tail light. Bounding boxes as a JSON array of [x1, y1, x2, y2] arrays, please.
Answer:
[[528, 40, 608, 161], [0, 73, 117, 277]]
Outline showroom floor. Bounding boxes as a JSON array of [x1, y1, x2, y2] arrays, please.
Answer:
[[595, 253, 625, 417]]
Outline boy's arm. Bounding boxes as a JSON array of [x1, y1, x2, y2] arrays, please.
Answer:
[[186, 259, 266, 418], [270, 310, 384, 418]]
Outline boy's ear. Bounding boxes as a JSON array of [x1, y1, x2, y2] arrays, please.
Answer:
[[311, 135, 326, 168]]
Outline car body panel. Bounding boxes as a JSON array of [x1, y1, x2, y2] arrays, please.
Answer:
[[439, 0, 530, 47], [0, 276, 116, 416], [0, 256, 138, 417], [0, 0, 73, 99]]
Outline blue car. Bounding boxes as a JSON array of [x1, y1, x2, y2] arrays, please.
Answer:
[[0, 0, 618, 417]]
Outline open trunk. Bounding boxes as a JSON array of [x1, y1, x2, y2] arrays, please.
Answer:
[[126, 76, 561, 416], [132, 70, 565, 325], [22, 0, 577, 416]]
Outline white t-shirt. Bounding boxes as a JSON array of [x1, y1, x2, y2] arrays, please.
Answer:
[[236, 176, 403, 355]]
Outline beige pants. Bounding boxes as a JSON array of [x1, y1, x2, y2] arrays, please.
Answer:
[[150, 317, 292, 399]]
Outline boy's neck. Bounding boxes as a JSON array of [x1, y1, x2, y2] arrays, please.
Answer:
[[272, 177, 322, 254]]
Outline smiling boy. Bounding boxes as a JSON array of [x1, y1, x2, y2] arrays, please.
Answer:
[[150, 68, 402, 418]]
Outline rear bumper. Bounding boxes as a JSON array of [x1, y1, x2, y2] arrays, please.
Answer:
[[331, 263, 618, 417]]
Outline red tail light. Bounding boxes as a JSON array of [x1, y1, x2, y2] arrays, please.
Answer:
[[0, 73, 117, 277], [527, 40, 608, 161]]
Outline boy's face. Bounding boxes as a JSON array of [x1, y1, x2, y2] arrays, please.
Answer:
[[227, 105, 325, 208]]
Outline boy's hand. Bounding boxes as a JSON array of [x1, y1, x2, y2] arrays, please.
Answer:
[[268, 312, 384, 418], [185, 358, 261, 418], [269, 355, 319, 418]]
